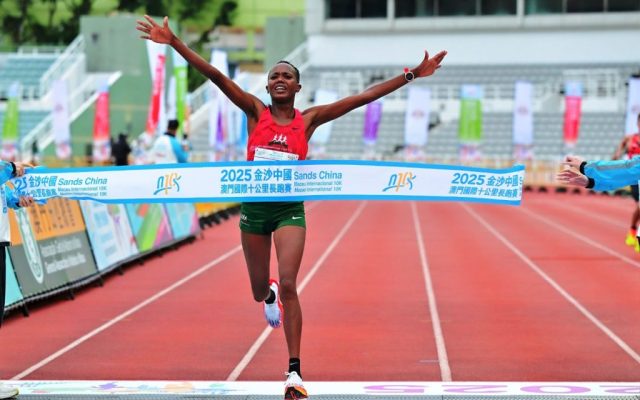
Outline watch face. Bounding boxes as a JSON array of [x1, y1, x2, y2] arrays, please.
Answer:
[[405, 72, 414, 81]]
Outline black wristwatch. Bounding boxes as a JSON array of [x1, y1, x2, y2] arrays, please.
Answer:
[[403, 67, 415, 82], [9, 161, 16, 176]]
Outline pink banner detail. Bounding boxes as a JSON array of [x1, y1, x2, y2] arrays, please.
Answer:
[[145, 54, 166, 138], [93, 87, 111, 162], [563, 96, 581, 145]]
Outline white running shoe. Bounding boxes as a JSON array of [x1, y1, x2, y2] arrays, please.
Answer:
[[284, 371, 308, 399], [263, 279, 283, 328], [0, 382, 18, 399]]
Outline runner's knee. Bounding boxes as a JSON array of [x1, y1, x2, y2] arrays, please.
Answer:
[[279, 277, 298, 301]]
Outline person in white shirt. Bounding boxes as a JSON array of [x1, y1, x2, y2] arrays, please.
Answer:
[[150, 119, 188, 164]]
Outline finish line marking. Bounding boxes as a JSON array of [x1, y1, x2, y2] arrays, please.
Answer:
[[6, 381, 639, 396]]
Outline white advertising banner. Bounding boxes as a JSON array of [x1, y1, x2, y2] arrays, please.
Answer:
[[404, 86, 431, 146], [309, 89, 339, 145], [512, 81, 533, 145], [11, 161, 524, 206], [51, 79, 72, 159], [208, 49, 230, 160], [625, 78, 640, 136]]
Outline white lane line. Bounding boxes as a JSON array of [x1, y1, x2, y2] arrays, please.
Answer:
[[226, 201, 367, 381], [411, 202, 452, 382], [519, 206, 640, 270], [526, 199, 626, 229], [462, 204, 640, 365], [11, 245, 243, 380]]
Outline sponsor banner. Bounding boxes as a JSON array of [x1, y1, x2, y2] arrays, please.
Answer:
[[145, 41, 166, 140], [625, 78, 640, 136], [194, 202, 236, 217], [563, 81, 582, 146], [1, 82, 20, 160], [208, 50, 230, 161], [513, 81, 534, 146], [164, 203, 200, 239], [458, 85, 483, 143], [363, 100, 383, 145], [309, 89, 339, 157], [11, 161, 525, 206], [92, 80, 111, 162], [80, 201, 138, 271], [52, 79, 72, 160], [11, 381, 640, 396], [230, 71, 249, 157], [8, 199, 98, 298], [173, 49, 188, 138], [5, 248, 23, 307], [125, 204, 174, 253], [404, 87, 430, 146]]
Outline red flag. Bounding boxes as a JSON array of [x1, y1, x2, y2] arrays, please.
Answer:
[[563, 82, 582, 146], [145, 54, 166, 140], [92, 82, 111, 162]]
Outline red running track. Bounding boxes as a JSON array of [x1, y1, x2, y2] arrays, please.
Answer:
[[0, 192, 639, 382]]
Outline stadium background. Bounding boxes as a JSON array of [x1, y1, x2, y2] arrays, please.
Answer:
[[0, 0, 639, 397]]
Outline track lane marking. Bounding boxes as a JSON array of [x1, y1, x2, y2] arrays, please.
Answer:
[[226, 201, 367, 381], [519, 206, 640, 270], [411, 202, 452, 381], [462, 204, 640, 366], [11, 245, 243, 380]]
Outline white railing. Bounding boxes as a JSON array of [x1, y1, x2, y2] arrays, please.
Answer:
[[39, 35, 85, 98]]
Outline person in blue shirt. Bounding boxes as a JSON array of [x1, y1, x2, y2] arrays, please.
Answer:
[[0, 160, 34, 400], [558, 155, 640, 191], [150, 119, 188, 164]]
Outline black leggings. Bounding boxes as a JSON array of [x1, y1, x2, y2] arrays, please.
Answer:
[[0, 245, 6, 327]]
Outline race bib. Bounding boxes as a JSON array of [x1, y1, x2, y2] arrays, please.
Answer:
[[254, 147, 299, 161]]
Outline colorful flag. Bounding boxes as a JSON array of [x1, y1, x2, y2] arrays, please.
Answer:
[[404, 87, 430, 146], [92, 80, 111, 162], [173, 49, 188, 139], [563, 81, 582, 147], [459, 85, 483, 161], [208, 49, 229, 161], [145, 41, 166, 143], [1, 82, 20, 160], [363, 100, 383, 146], [512, 81, 534, 161], [309, 89, 338, 158], [51, 80, 71, 160]]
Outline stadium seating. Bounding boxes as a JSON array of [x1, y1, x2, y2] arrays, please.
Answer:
[[0, 54, 58, 99]]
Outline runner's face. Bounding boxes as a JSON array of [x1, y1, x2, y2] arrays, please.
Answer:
[[267, 64, 300, 102]]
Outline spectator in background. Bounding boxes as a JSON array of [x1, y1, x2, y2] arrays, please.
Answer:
[[84, 143, 93, 166], [1, 160, 35, 399], [150, 119, 188, 164], [111, 133, 132, 166]]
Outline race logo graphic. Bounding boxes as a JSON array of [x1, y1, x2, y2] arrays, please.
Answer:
[[16, 208, 44, 284], [154, 172, 181, 195], [268, 134, 288, 147], [383, 172, 416, 192]]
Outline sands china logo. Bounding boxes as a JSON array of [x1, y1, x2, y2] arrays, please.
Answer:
[[154, 172, 181, 195], [383, 172, 416, 192]]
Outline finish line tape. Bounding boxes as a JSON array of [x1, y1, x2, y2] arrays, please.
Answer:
[[10, 160, 524, 205]]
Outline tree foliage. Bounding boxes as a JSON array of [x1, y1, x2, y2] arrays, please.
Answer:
[[0, 0, 237, 48]]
